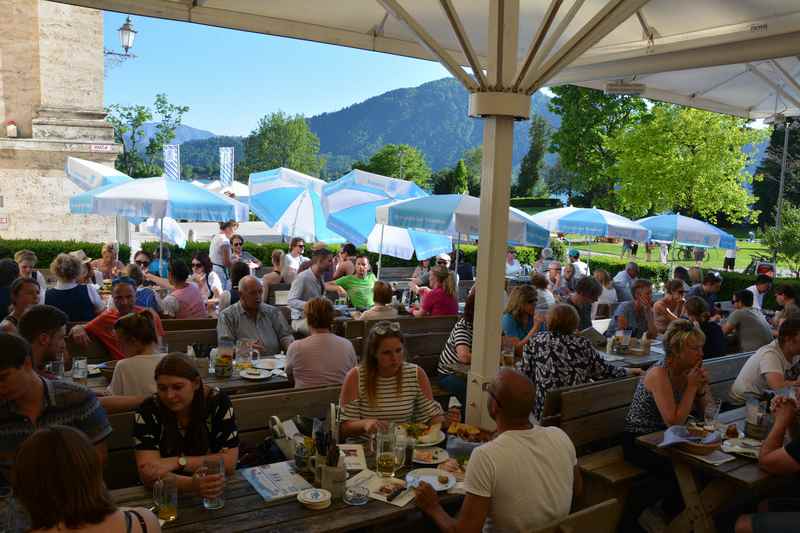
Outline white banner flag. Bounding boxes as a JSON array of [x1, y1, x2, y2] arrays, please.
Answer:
[[219, 147, 234, 187], [163, 144, 180, 181]]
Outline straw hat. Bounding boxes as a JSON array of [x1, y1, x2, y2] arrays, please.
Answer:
[[69, 250, 92, 264]]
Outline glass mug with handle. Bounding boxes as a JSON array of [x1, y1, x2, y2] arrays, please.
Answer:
[[197, 456, 226, 510], [375, 423, 397, 477], [153, 474, 178, 522]]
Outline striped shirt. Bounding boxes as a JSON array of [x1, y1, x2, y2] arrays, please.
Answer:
[[341, 362, 443, 424], [438, 318, 473, 376]]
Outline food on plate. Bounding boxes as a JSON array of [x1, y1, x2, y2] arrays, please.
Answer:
[[437, 474, 449, 485], [378, 480, 405, 495], [448, 422, 492, 442], [438, 458, 465, 481], [726, 424, 739, 439], [414, 450, 435, 463], [401, 422, 430, 439], [244, 368, 262, 377]]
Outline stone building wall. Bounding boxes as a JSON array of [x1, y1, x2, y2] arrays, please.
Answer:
[[0, 0, 122, 243]]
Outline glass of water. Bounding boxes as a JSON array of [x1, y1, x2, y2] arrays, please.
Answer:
[[199, 457, 226, 510], [49, 356, 65, 379], [704, 398, 722, 430]]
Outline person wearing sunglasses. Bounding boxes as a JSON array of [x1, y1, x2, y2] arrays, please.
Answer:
[[230, 234, 262, 274], [190, 252, 223, 304], [284, 237, 310, 283], [340, 321, 443, 438], [414, 368, 580, 532], [653, 279, 686, 334], [410, 253, 459, 298]]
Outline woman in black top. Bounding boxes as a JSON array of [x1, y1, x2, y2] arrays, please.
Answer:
[[685, 296, 726, 358], [133, 353, 239, 497]]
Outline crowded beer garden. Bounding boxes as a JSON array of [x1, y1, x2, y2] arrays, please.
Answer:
[[2, 1, 800, 532]]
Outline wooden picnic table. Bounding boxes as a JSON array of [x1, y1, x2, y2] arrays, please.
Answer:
[[89, 372, 290, 396], [111, 469, 461, 532], [636, 407, 774, 533], [598, 339, 665, 369]]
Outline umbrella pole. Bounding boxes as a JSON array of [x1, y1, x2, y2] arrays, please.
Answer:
[[454, 234, 460, 276], [159, 217, 164, 277], [377, 224, 385, 280]]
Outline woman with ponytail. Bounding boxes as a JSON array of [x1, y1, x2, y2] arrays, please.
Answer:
[[107, 311, 165, 396], [684, 296, 726, 359], [134, 353, 239, 497], [413, 266, 458, 317]]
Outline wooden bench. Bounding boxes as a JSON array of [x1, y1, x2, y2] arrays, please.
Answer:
[[378, 266, 416, 281], [540, 351, 753, 507], [343, 314, 459, 340], [163, 328, 218, 353], [265, 283, 291, 305], [161, 318, 217, 331], [533, 499, 621, 533], [104, 384, 342, 489]]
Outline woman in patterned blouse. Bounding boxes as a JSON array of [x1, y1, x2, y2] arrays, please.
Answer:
[[340, 321, 444, 438], [133, 353, 239, 497], [520, 304, 638, 421]]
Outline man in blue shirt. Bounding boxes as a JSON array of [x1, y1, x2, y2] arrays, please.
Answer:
[[0, 333, 111, 483], [687, 271, 723, 317]]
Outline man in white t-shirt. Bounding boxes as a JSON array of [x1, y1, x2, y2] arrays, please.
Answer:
[[284, 237, 310, 277], [209, 220, 237, 290], [746, 274, 773, 310], [415, 368, 580, 532], [567, 249, 590, 279], [505, 248, 523, 277], [730, 318, 800, 404]]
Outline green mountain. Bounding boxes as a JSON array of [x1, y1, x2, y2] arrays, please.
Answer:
[[179, 77, 558, 179]]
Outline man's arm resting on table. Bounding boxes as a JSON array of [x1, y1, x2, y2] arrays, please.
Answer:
[[421, 492, 490, 533]]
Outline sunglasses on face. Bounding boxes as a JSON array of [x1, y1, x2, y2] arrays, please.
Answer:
[[191, 262, 203, 268], [135, 260, 150, 267], [232, 242, 243, 247], [437, 261, 448, 266]]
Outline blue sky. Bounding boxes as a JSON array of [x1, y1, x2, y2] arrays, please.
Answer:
[[103, 12, 450, 136]]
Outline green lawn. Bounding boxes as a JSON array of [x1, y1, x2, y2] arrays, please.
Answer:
[[569, 239, 777, 271]]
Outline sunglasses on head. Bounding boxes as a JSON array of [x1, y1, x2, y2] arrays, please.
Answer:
[[373, 321, 401, 335]]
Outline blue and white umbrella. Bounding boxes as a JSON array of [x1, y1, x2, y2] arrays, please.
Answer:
[[70, 177, 249, 221], [636, 214, 736, 249], [529, 206, 650, 241], [65, 157, 131, 191], [322, 170, 452, 262], [249, 167, 344, 244], [375, 194, 550, 248]]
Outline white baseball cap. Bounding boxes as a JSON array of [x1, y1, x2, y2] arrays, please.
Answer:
[[436, 253, 451, 262]]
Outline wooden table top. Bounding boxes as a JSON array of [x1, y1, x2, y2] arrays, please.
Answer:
[[599, 340, 665, 369], [112, 470, 460, 532], [89, 372, 290, 396], [636, 407, 772, 489]]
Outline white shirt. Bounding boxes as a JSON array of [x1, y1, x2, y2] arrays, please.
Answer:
[[505, 259, 523, 276], [725, 248, 737, 259], [464, 426, 576, 532], [598, 286, 618, 304], [746, 285, 765, 310], [209, 233, 231, 267], [730, 341, 799, 404], [192, 272, 223, 300], [106, 353, 165, 396], [571, 259, 589, 278], [54, 280, 105, 312], [285, 252, 310, 273]]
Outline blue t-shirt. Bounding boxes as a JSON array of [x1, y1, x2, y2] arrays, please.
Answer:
[[148, 258, 169, 278], [607, 301, 648, 338], [501, 312, 533, 340]]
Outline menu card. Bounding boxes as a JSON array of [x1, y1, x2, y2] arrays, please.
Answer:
[[242, 461, 313, 502], [347, 469, 416, 508], [338, 444, 367, 471]]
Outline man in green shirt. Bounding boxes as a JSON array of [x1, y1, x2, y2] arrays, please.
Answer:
[[335, 255, 377, 309]]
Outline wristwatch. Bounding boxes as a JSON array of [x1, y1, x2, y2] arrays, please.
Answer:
[[178, 455, 188, 468]]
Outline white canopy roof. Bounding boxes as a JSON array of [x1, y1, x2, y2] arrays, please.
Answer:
[[55, 0, 800, 117]]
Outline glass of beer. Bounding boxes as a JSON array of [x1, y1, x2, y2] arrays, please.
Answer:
[[235, 339, 254, 375], [153, 474, 178, 522], [376, 425, 397, 477], [72, 357, 88, 385]]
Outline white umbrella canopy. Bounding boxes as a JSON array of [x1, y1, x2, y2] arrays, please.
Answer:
[[55, 1, 800, 118]]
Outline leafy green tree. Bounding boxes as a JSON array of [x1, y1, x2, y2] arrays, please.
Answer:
[[240, 111, 323, 177], [548, 86, 646, 207], [762, 202, 800, 277], [431, 168, 454, 194], [753, 123, 800, 226], [451, 159, 469, 194], [431, 159, 470, 195], [608, 104, 768, 222], [107, 94, 189, 178], [463, 146, 482, 196], [352, 144, 432, 189], [545, 159, 579, 205], [516, 115, 551, 197]]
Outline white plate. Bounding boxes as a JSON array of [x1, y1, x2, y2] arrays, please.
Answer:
[[240, 369, 273, 380], [414, 430, 446, 447], [254, 358, 285, 370], [722, 438, 761, 458], [406, 468, 456, 492], [87, 365, 102, 376], [413, 447, 449, 465]]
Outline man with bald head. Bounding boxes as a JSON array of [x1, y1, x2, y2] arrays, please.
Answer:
[[415, 369, 580, 532], [217, 276, 293, 355]]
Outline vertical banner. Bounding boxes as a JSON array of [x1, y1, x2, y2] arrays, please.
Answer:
[[163, 144, 181, 180], [219, 147, 234, 187]]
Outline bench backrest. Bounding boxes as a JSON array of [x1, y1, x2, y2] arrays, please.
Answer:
[[343, 314, 458, 340], [266, 283, 291, 305], [541, 351, 752, 453], [533, 499, 621, 533], [104, 384, 342, 489], [378, 267, 416, 281], [164, 329, 218, 353], [161, 318, 217, 331]]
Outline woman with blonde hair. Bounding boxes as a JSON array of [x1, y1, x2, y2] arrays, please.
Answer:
[[45, 253, 104, 322], [13, 425, 161, 533], [14, 249, 46, 303], [520, 303, 633, 420], [91, 241, 125, 280], [413, 266, 458, 317], [262, 248, 287, 294], [501, 285, 542, 348], [340, 321, 443, 437]]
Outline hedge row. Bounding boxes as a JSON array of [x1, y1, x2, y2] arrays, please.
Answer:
[[0, 239, 132, 266], [509, 197, 564, 209]]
